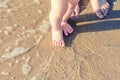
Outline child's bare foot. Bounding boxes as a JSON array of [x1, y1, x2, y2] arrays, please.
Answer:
[[91, 0, 110, 18], [52, 28, 65, 47], [61, 22, 74, 36]]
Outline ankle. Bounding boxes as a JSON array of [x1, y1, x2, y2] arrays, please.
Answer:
[[61, 20, 67, 24]]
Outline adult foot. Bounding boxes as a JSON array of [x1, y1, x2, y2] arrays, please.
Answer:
[[91, 0, 110, 18], [61, 22, 74, 36], [52, 28, 65, 47]]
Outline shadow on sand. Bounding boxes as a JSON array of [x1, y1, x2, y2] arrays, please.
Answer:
[[65, 0, 120, 47]]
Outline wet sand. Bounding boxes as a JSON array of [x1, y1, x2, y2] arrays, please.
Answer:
[[0, 0, 120, 80]]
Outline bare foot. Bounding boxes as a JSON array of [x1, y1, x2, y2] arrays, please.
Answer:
[[52, 28, 65, 47], [61, 22, 74, 36], [91, 0, 110, 18]]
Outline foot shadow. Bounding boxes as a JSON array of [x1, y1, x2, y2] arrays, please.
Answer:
[[65, 0, 120, 47]]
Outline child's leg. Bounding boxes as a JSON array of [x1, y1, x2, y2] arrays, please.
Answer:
[[90, 0, 110, 18], [71, 1, 80, 17], [61, 0, 78, 36], [50, 0, 68, 46], [74, 4, 80, 16]]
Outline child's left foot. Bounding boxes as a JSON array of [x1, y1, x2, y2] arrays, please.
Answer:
[[61, 22, 74, 36]]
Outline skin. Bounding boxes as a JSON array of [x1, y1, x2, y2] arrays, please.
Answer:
[[90, 0, 110, 18], [74, 0, 110, 18], [50, 0, 78, 46], [50, 0, 110, 47]]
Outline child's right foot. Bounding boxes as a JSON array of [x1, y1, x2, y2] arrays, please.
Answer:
[[52, 28, 65, 47], [52, 22, 73, 47]]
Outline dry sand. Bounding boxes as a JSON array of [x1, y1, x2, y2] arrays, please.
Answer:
[[0, 0, 120, 80]]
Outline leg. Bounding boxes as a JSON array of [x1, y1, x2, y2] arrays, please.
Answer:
[[71, 1, 80, 17], [90, 0, 110, 18], [74, 4, 80, 16], [50, 0, 68, 46], [61, 0, 78, 36]]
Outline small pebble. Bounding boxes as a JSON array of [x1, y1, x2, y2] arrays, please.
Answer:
[[6, 9, 13, 13], [38, 10, 42, 14], [0, 40, 3, 43], [0, 2, 8, 8], [15, 60, 20, 64], [30, 76, 39, 80], [27, 29, 36, 34], [1, 71, 10, 76], [13, 24, 18, 27], [34, 0, 41, 5], [22, 32, 26, 35], [22, 56, 26, 60], [8, 63, 13, 66], [39, 20, 50, 33], [4, 30, 10, 35], [4, 47, 11, 52], [36, 51, 40, 57], [15, 40, 20, 46], [33, 20, 36, 23], [25, 13, 29, 16], [113, 1, 117, 5], [0, 30, 3, 33], [34, 35, 42, 45], [22, 27, 26, 30], [5, 0, 11, 2], [26, 56, 32, 63], [5, 26, 13, 31], [22, 63, 31, 75], [17, 34, 20, 37], [11, 76, 15, 79], [2, 47, 29, 58]]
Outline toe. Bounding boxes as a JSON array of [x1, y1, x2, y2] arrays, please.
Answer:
[[96, 10, 104, 18], [67, 25, 74, 33], [59, 41, 63, 46], [69, 28, 74, 33], [101, 7, 106, 13], [63, 27, 68, 36], [106, 2, 110, 8], [61, 40, 65, 47], [53, 40, 65, 46], [104, 8, 108, 16], [53, 40, 57, 46], [101, 5, 109, 16], [104, 4, 109, 9], [56, 41, 59, 46]]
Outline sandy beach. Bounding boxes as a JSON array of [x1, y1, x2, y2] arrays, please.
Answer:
[[0, 0, 120, 80]]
